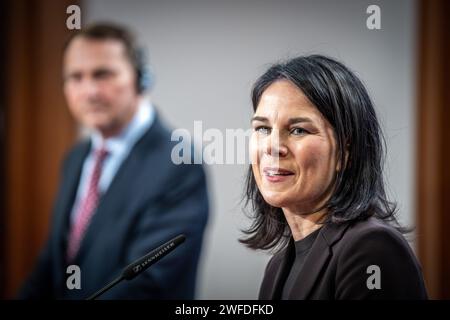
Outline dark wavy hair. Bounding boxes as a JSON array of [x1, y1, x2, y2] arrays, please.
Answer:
[[241, 55, 404, 252]]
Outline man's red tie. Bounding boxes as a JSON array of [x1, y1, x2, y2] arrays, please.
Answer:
[[67, 147, 108, 262]]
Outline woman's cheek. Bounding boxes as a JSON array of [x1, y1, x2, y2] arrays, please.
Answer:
[[294, 140, 324, 171], [295, 140, 334, 192]]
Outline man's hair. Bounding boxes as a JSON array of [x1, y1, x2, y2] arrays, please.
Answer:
[[63, 22, 147, 92]]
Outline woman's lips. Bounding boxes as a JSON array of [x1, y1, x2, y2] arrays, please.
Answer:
[[262, 167, 294, 183]]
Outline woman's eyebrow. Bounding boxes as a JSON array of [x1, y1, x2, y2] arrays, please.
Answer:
[[251, 116, 314, 125], [251, 116, 268, 123], [288, 117, 313, 125]]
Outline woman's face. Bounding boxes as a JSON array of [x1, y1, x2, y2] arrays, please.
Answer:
[[250, 80, 339, 214]]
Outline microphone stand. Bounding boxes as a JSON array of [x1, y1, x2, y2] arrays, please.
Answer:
[[85, 234, 186, 300], [87, 275, 124, 300]]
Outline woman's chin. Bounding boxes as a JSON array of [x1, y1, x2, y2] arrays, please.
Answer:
[[261, 191, 290, 209]]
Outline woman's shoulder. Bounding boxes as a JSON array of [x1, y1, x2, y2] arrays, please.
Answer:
[[336, 216, 417, 265], [342, 216, 409, 246], [332, 217, 427, 299]]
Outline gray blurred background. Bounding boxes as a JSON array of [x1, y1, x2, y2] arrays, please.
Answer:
[[83, 0, 417, 299]]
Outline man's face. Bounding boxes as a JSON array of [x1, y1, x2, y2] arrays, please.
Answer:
[[63, 37, 139, 138]]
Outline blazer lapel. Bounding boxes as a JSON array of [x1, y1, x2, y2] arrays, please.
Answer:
[[74, 115, 164, 263], [266, 241, 295, 299], [288, 221, 351, 299], [55, 141, 91, 267]]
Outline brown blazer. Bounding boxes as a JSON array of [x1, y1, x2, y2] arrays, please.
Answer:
[[259, 217, 428, 300]]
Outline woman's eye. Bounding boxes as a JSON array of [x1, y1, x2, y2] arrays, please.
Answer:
[[290, 127, 309, 135], [254, 126, 271, 135]]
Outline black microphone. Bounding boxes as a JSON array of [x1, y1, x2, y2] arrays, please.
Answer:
[[86, 234, 186, 300]]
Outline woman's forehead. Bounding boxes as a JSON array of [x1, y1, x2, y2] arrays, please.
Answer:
[[255, 104, 326, 129], [255, 80, 325, 121]]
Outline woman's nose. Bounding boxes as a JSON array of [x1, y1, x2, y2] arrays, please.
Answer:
[[264, 130, 288, 157]]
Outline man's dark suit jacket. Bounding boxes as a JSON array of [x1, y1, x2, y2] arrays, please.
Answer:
[[259, 217, 428, 300], [19, 112, 209, 299]]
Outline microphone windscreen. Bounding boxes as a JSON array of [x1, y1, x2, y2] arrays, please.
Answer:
[[121, 234, 186, 280]]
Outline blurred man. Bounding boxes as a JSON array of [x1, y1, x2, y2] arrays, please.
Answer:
[[19, 23, 209, 299]]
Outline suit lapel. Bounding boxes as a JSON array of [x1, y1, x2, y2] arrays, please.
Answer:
[[288, 221, 351, 299], [265, 240, 295, 299], [74, 115, 164, 263], [55, 141, 91, 267], [288, 232, 331, 299]]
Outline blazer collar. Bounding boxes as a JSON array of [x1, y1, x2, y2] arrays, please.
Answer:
[[76, 113, 165, 262], [266, 220, 351, 300], [54, 141, 91, 268], [66, 112, 165, 264]]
